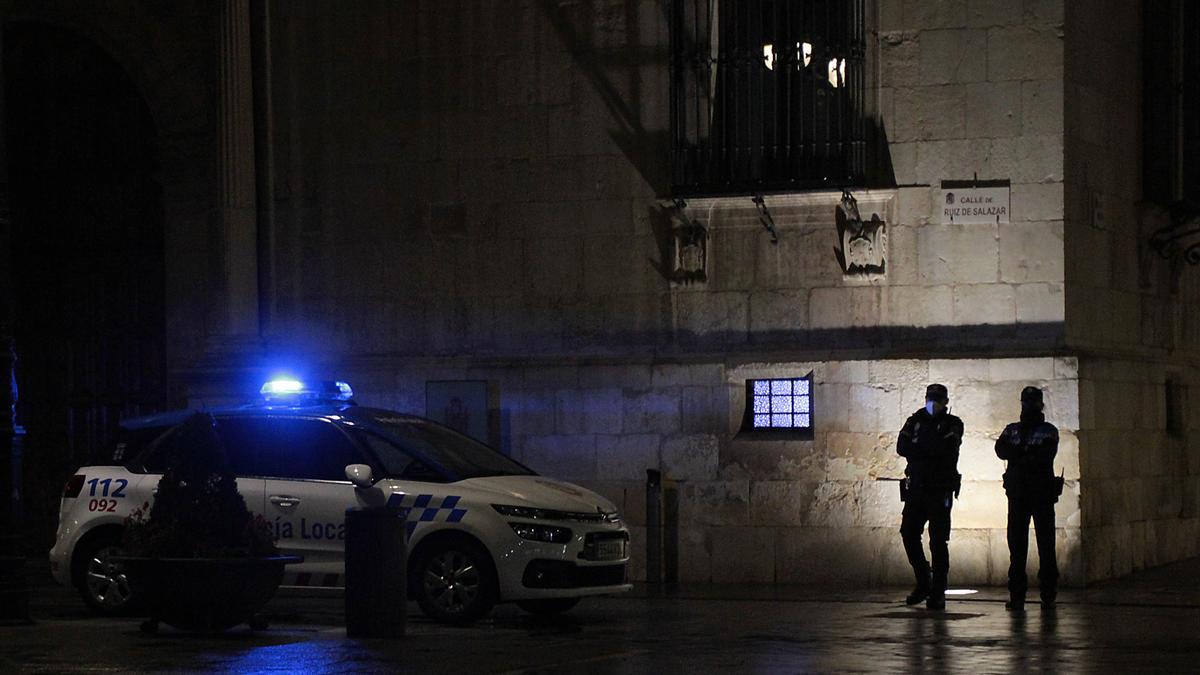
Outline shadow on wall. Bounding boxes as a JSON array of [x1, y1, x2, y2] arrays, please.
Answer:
[[537, 0, 672, 195]]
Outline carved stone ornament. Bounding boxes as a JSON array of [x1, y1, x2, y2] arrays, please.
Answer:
[[834, 190, 886, 275], [671, 209, 708, 284]]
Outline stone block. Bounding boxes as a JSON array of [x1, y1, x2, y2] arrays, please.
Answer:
[[1044, 379, 1079, 430], [1015, 282, 1065, 323], [510, 389, 557, 439], [859, 479, 904, 527], [749, 290, 809, 335], [1011, 182, 1064, 222], [661, 434, 720, 481], [988, 135, 1064, 183], [819, 360, 870, 384], [676, 527, 712, 582], [522, 434, 596, 480], [556, 387, 623, 434], [595, 434, 659, 482], [965, 80, 1021, 138], [904, 0, 968, 29], [1024, 0, 1064, 25], [750, 481, 820, 527], [953, 284, 1015, 325], [809, 286, 881, 328], [917, 224, 1000, 285], [878, 283, 950, 326], [967, 0, 1022, 27], [954, 480, 1008, 528], [949, 528, 993, 585], [869, 359, 930, 388], [711, 526, 776, 583], [880, 30, 920, 87], [1057, 431, 1081, 480], [622, 389, 681, 434], [986, 26, 1063, 82], [889, 141, 919, 184], [988, 357, 1056, 382], [812, 382, 852, 433], [959, 435, 1005, 481], [650, 363, 724, 388], [847, 385, 904, 434], [893, 85, 966, 141], [999, 221, 1064, 283], [581, 363, 653, 390], [679, 481, 750, 527], [680, 385, 724, 434], [1021, 79, 1064, 136], [930, 358, 991, 383], [806, 481, 861, 527], [914, 139, 976, 185], [775, 527, 890, 585], [675, 291, 749, 344], [721, 438, 826, 481], [824, 431, 905, 481]]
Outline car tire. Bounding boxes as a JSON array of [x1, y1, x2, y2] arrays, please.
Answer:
[[74, 531, 139, 616], [412, 539, 497, 625], [516, 598, 581, 616]]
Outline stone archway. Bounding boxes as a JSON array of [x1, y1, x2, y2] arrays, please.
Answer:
[[3, 21, 167, 547]]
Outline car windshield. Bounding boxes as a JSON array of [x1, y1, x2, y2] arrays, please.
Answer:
[[366, 415, 533, 480]]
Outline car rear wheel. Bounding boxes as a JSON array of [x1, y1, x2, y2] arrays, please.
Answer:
[[516, 598, 581, 616], [413, 541, 496, 624], [76, 534, 138, 615]]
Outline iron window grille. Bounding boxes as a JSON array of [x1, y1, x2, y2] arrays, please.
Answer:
[[740, 374, 815, 437], [1144, 0, 1200, 205], [670, 0, 868, 196]]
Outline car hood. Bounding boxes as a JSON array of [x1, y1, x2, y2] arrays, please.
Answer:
[[458, 475, 618, 514]]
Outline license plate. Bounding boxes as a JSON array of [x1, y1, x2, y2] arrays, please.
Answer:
[[595, 539, 626, 561]]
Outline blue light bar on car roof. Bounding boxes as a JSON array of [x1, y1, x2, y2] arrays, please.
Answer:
[[260, 378, 354, 403]]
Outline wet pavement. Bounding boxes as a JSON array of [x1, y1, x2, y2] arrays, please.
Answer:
[[5, 558, 1200, 673]]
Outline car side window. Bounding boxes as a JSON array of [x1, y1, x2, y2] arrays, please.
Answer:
[[218, 416, 364, 481], [350, 429, 446, 483]]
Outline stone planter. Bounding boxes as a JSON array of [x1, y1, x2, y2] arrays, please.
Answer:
[[118, 555, 301, 633]]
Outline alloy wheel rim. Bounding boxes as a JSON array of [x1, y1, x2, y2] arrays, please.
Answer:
[[424, 550, 481, 614], [85, 545, 131, 608]]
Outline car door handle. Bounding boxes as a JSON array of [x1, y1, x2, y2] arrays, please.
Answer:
[[270, 495, 301, 507]]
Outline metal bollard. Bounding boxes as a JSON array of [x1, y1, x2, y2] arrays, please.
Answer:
[[646, 469, 662, 584], [344, 506, 407, 638]]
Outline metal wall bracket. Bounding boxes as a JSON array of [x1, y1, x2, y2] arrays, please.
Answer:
[[752, 193, 779, 244]]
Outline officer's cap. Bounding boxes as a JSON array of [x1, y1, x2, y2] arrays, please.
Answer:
[[1020, 386, 1043, 405], [925, 383, 949, 403]]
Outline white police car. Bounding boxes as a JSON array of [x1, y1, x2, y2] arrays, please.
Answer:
[[49, 379, 631, 623]]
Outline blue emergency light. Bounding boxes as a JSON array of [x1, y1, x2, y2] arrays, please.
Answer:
[[260, 378, 355, 403]]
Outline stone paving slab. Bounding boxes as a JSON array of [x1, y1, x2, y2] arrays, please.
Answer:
[[3, 558, 1199, 673]]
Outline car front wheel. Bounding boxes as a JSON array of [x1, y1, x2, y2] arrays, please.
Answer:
[[75, 533, 137, 615], [413, 540, 497, 624]]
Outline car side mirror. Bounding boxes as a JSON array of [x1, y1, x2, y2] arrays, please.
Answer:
[[345, 464, 374, 489]]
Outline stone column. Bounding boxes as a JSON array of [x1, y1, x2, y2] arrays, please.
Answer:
[[213, 0, 260, 343]]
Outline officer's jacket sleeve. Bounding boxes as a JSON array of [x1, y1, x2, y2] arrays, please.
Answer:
[[995, 423, 1020, 460], [1037, 423, 1059, 463], [897, 415, 918, 458], [944, 417, 963, 469]]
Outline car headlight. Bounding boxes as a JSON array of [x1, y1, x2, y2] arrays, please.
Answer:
[[492, 504, 553, 519], [509, 522, 573, 543]]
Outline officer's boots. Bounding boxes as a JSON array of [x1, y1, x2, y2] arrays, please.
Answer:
[[905, 574, 931, 606], [925, 590, 945, 610], [1040, 589, 1056, 610], [1005, 594, 1025, 612]]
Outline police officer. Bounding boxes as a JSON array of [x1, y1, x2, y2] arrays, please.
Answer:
[[897, 383, 963, 610], [995, 386, 1060, 611]]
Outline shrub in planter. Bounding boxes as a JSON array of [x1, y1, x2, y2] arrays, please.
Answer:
[[120, 413, 299, 633]]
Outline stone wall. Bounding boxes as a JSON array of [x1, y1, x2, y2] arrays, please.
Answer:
[[342, 355, 1083, 586], [1077, 358, 1200, 582], [1062, 1, 1200, 579]]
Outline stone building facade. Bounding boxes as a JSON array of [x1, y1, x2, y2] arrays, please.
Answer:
[[1, 1, 1197, 585]]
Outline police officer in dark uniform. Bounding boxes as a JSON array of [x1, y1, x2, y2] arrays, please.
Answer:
[[995, 385, 1061, 611], [897, 383, 963, 610]]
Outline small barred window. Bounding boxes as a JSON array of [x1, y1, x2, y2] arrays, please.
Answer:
[[741, 374, 814, 436]]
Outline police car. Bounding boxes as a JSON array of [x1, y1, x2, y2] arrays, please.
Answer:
[[49, 379, 631, 623]]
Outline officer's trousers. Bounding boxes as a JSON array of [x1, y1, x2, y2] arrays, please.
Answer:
[[900, 491, 952, 591], [1007, 497, 1058, 599]]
